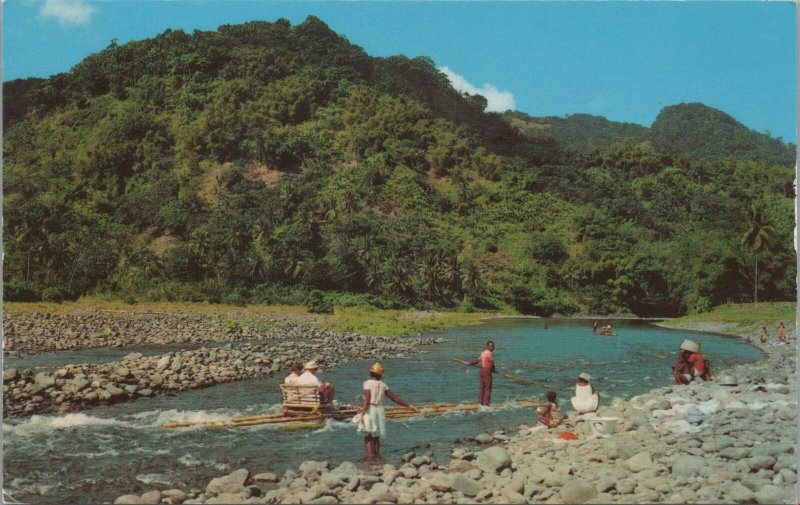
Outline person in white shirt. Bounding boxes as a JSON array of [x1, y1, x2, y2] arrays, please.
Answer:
[[284, 362, 304, 385], [358, 362, 417, 458], [570, 372, 599, 414], [296, 360, 335, 403]]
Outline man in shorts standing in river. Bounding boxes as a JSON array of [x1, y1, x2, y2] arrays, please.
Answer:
[[469, 341, 496, 405]]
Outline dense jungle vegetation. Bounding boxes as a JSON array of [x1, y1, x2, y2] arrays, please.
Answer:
[[3, 17, 796, 316]]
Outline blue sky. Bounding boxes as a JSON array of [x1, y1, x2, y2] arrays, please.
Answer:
[[4, 1, 797, 141]]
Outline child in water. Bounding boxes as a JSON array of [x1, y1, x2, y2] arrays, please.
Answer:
[[536, 391, 564, 428]]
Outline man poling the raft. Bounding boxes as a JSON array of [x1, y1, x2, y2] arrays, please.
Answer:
[[468, 341, 496, 405]]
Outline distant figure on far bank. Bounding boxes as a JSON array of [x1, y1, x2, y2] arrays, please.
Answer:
[[777, 322, 787, 343], [296, 360, 335, 403], [537, 391, 564, 428], [570, 373, 599, 414], [358, 362, 417, 459], [592, 321, 599, 334], [469, 341, 496, 405], [760, 326, 769, 344], [672, 340, 710, 384]]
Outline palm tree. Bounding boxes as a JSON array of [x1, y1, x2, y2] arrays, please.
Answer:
[[740, 201, 775, 304]]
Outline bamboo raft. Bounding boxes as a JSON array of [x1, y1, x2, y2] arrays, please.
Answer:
[[599, 330, 617, 336], [162, 385, 539, 429]]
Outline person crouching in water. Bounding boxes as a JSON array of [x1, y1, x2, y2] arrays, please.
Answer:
[[672, 340, 710, 384], [358, 362, 417, 459], [536, 391, 564, 428], [570, 373, 599, 414]]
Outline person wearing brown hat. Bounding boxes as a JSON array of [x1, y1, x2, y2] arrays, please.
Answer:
[[296, 360, 335, 403], [358, 362, 417, 458]]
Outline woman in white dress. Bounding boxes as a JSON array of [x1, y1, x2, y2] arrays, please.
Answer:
[[358, 362, 417, 458], [570, 372, 599, 414]]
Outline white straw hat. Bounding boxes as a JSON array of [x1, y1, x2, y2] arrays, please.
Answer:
[[680, 340, 700, 353], [304, 360, 319, 370], [578, 373, 592, 381]]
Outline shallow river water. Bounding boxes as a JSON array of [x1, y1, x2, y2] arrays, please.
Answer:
[[3, 318, 762, 504]]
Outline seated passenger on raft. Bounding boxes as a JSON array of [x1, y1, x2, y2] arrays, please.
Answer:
[[570, 372, 599, 414], [295, 360, 335, 403]]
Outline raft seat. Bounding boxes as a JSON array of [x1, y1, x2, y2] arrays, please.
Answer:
[[280, 384, 332, 414]]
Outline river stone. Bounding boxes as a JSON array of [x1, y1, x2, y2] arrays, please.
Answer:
[[105, 384, 125, 397], [161, 489, 188, 504], [114, 495, 144, 504], [476, 446, 511, 475], [368, 482, 395, 502], [625, 451, 654, 472], [559, 477, 597, 504], [452, 474, 482, 497], [123, 352, 144, 361], [671, 455, 708, 477], [727, 483, 756, 503], [206, 492, 245, 504], [475, 433, 493, 444], [747, 456, 777, 471], [719, 447, 750, 460], [752, 442, 792, 458], [428, 473, 454, 491], [502, 488, 527, 504], [320, 472, 343, 489], [4, 368, 19, 381], [253, 473, 278, 483], [332, 461, 359, 481], [206, 468, 249, 494], [615, 479, 635, 494], [309, 497, 339, 505], [34, 372, 56, 388], [137, 388, 154, 397], [115, 366, 131, 378], [140, 490, 162, 504], [755, 485, 788, 504], [63, 378, 90, 394], [410, 456, 431, 467], [155, 355, 171, 371]]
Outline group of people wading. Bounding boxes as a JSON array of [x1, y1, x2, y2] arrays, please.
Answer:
[[282, 331, 724, 459]]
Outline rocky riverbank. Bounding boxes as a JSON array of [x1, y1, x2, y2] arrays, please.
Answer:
[[3, 332, 446, 418], [3, 311, 316, 356], [114, 322, 796, 504]]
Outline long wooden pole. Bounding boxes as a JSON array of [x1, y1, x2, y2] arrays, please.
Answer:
[[450, 357, 559, 391]]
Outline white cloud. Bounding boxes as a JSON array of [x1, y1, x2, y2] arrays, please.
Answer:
[[587, 95, 608, 114], [439, 66, 516, 113], [39, 0, 97, 26]]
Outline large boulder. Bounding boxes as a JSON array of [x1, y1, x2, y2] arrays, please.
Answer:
[[206, 468, 250, 495], [624, 451, 654, 472], [4, 368, 19, 381], [476, 446, 511, 475], [727, 482, 756, 503], [559, 477, 598, 504], [755, 485, 789, 504], [452, 474, 482, 497], [671, 455, 708, 477]]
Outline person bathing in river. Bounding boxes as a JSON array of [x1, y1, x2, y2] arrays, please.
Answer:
[[296, 360, 335, 403], [358, 362, 417, 459], [760, 326, 769, 344], [570, 373, 599, 414], [284, 362, 304, 385], [672, 340, 710, 384], [592, 320, 599, 334], [537, 391, 564, 428], [469, 341, 496, 406], [777, 322, 787, 343]]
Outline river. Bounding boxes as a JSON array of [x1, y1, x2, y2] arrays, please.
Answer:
[[2, 318, 762, 504]]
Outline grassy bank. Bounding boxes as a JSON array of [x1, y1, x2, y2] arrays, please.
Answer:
[[659, 302, 796, 334], [4, 299, 503, 337], [322, 307, 500, 337]]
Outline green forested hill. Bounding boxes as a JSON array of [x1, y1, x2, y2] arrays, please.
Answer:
[[3, 17, 795, 317]]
